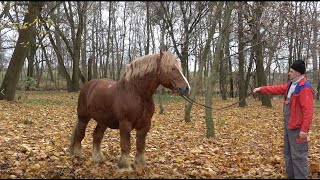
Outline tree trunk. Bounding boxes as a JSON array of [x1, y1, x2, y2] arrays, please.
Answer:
[[158, 19, 167, 114], [0, 1, 44, 100], [205, 1, 234, 138], [228, 52, 234, 98], [91, 16, 98, 79], [71, 2, 87, 91], [158, 86, 165, 114], [87, 55, 94, 81], [310, 3, 318, 85], [38, 35, 54, 82], [111, 34, 115, 80], [53, 7, 63, 84], [219, 45, 227, 100], [317, 49, 320, 101], [26, 36, 37, 91], [252, 2, 272, 107], [104, 1, 112, 78], [145, 1, 150, 55], [245, 50, 254, 96], [220, 29, 231, 100], [288, 27, 294, 82], [81, 12, 88, 82], [184, 2, 223, 123], [118, 2, 128, 80], [237, 2, 247, 107]]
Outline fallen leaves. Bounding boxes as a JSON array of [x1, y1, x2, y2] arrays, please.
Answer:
[[0, 91, 319, 179]]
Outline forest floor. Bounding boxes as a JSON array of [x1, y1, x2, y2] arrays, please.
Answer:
[[0, 91, 319, 179]]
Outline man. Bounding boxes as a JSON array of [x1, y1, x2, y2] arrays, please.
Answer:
[[253, 59, 314, 179]]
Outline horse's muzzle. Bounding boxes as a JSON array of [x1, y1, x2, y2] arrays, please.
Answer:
[[177, 86, 190, 95]]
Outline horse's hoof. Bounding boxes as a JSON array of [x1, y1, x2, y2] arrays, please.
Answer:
[[117, 156, 133, 168], [117, 161, 132, 169], [70, 145, 84, 158], [92, 154, 106, 163], [134, 160, 147, 169], [70, 150, 84, 159], [71, 153, 84, 159], [134, 155, 147, 169], [117, 166, 134, 173]]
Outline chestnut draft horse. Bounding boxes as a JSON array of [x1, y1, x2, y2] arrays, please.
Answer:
[[69, 50, 190, 171]]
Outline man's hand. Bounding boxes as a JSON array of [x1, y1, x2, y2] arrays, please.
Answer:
[[299, 131, 308, 138], [253, 87, 261, 94]]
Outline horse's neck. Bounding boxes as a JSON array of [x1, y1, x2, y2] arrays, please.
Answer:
[[125, 73, 159, 98]]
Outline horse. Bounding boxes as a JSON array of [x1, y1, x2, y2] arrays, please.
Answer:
[[69, 50, 190, 171]]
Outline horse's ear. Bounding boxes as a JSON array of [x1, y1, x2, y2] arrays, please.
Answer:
[[160, 50, 164, 59]]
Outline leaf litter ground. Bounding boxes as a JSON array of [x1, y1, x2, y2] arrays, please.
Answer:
[[0, 91, 319, 179]]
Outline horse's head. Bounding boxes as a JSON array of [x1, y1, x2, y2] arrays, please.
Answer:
[[157, 51, 190, 96]]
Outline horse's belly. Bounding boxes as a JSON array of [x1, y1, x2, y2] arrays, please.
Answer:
[[92, 111, 119, 129], [106, 117, 119, 129]]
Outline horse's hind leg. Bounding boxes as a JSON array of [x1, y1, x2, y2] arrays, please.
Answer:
[[70, 116, 90, 158], [92, 123, 107, 163]]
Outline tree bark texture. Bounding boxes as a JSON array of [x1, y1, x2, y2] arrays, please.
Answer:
[[0, 1, 44, 100]]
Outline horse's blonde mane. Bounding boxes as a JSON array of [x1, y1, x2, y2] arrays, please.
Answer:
[[125, 51, 182, 81]]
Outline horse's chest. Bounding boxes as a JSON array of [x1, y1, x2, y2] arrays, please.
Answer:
[[131, 103, 155, 129]]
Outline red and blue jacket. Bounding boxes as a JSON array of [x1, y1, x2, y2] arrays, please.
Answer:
[[260, 77, 314, 132]]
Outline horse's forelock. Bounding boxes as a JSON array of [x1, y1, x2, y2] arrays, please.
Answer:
[[160, 51, 182, 74]]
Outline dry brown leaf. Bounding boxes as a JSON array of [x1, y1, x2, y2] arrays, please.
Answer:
[[0, 91, 319, 179]]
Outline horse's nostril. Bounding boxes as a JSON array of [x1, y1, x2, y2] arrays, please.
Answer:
[[177, 87, 190, 95]]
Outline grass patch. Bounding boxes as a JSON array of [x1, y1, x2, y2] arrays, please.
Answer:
[[15, 90, 78, 106], [15, 91, 182, 106], [216, 117, 226, 126], [23, 98, 65, 106], [153, 93, 183, 103]]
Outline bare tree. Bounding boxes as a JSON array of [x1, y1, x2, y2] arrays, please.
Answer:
[[0, 1, 44, 100], [50, 1, 88, 91], [184, 2, 223, 123], [145, 1, 150, 55], [309, 2, 319, 86], [40, 15, 74, 91], [220, 29, 230, 101], [237, 2, 247, 107], [205, 1, 234, 138], [252, 2, 272, 107], [37, 35, 54, 83], [160, 1, 212, 80]]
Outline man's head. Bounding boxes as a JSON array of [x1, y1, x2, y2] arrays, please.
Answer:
[[289, 60, 306, 80]]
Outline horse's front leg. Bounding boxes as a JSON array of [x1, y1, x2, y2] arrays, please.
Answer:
[[135, 121, 151, 168], [118, 121, 133, 171]]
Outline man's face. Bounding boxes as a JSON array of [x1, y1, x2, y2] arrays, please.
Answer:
[[288, 68, 302, 80]]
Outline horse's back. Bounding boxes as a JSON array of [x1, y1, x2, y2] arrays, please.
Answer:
[[80, 79, 116, 93]]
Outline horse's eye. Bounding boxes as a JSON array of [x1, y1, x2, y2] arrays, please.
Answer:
[[172, 67, 176, 71]]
